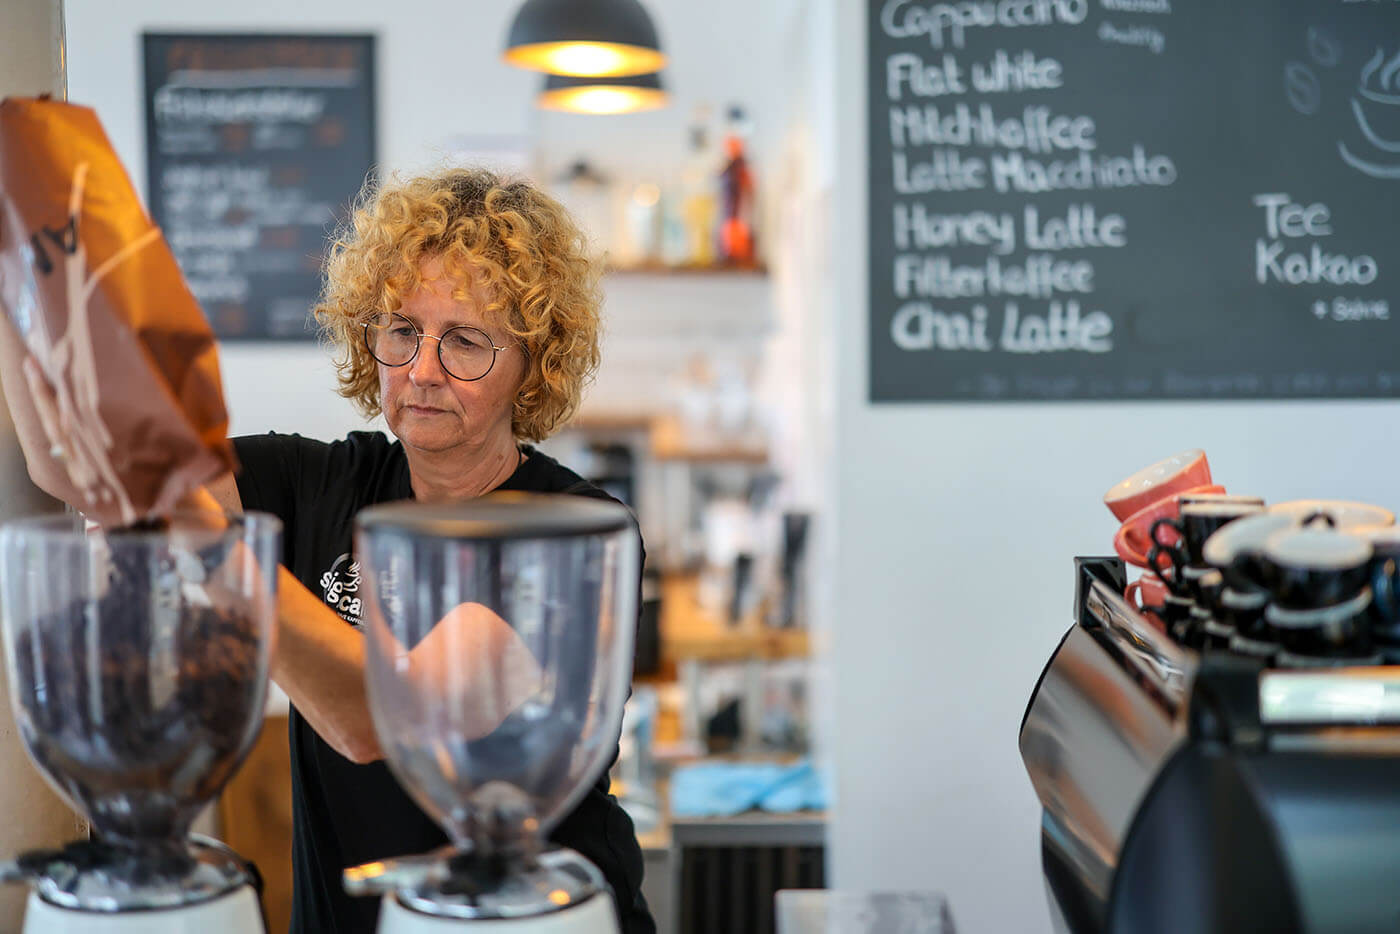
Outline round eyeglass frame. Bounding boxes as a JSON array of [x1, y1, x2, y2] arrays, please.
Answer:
[[362, 312, 510, 382]]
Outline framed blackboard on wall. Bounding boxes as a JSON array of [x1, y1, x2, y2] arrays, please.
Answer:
[[143, 33, 376, 341], [868, 0, 1400, 402]]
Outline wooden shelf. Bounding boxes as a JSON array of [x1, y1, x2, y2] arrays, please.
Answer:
[[560, 412, 770, 465], [649, 415, 769, 464], [661, 573, 809, 662], [565, 410, 656, 432]]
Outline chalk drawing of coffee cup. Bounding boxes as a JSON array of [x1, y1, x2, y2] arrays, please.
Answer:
[[1340, 47, 1400, 180]]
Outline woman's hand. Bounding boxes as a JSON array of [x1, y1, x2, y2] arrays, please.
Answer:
[[174, 483, 227, 518]]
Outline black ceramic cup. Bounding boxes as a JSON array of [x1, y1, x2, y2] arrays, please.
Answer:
[[1261, 528, 1373, 610], [1350, 526, 1400, 640], [1202, 512, 1304, 592], [1228, 631, 1278, 662], [1201, 615, 1234, 650], [1218, 585, 1270, 639], [1167, 601, 1203, 648], [1150, 502, 1265, 583], [1194, 567, 1225, 610], [1159, 593, 1194, 635], [1264, 586, 1373, 657]]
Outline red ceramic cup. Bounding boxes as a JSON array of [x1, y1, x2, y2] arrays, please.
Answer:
[[1104, 450, 1212, 521], [1113, 484, 1227, 569], [1124, 571, 1170, 610]]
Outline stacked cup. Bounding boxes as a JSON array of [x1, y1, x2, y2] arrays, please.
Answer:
[[1200, 512, 1295, 658], [1149, 497, 1266, 646], [1201, 501, 1396, 666], [1105, 450, 1221, 628], [1353, 525, 1400, 658], [1104, 453, 1400, 666], [1260, 525, 1376, 664]]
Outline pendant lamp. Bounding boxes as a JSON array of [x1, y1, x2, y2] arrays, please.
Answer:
[[504, 0, 666, 78], [537, 71, 667, 114]]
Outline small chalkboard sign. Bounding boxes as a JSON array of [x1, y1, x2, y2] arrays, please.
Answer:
[[867, 0, 1400, 401], [143, 34, 376, 341]]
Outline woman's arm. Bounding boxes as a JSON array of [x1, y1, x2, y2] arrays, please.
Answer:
[[203, 475, 384, 764], [202, 475, 541, 763]]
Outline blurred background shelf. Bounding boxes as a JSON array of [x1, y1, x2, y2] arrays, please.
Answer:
[[565, 411, 769, 465], [661, 573, 808, 662], [567, 410, 656, 432], [649, 415, 768, 465]]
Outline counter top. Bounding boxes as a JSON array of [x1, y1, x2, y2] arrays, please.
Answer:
[[623, 772, 825, 853]]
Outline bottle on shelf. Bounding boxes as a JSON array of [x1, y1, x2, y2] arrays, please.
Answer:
[[680, 111, 719, 267], [659, 176, 689, 267], [718, 104, 756, 266], [622, 181, 662, 266]]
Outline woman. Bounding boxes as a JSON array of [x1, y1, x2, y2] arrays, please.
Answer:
[[204, 168, 653, 933]]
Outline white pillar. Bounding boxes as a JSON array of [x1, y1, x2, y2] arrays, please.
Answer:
[[0, 0, 87, 924]]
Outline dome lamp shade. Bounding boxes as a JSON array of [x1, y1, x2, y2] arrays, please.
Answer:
[[537, 71, 667, 114], [504, 0, 667, 77]]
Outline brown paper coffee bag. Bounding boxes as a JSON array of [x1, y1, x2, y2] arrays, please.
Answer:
[[0, 97, 234, 527]]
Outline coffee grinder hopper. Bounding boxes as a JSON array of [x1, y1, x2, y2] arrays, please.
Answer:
[[0, 512, 281, 933], [345, 493, 639, 933]]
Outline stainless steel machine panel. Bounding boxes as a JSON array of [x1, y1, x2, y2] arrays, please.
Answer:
[[1020, 623, 1184, 905]]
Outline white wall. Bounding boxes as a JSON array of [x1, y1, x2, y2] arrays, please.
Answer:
[[824, 3, 1400, 934]]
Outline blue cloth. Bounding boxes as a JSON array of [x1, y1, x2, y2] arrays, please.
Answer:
[[668, 759, 829, 818]]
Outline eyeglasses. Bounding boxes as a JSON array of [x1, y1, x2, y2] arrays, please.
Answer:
[[363, 312, 510, 382]]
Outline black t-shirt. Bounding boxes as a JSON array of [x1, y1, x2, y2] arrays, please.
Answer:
[[232, 430, 653, 934]]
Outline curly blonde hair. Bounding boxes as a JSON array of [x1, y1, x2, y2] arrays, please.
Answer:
[[314, 167, 602, 442]]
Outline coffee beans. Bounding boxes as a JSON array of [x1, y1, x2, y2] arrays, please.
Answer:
[[10, 540, 264, 846]]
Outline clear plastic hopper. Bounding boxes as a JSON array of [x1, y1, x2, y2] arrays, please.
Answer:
[[0, 511, 279, 913], [346, 493, 639, 924]]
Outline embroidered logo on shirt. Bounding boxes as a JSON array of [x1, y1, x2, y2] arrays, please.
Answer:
[[319, 552, 364, 627]]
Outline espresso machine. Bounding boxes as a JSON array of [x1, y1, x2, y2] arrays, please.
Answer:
[[342, 493, 639, 933], [1020, 555, 1400, 934], [0, 511, 280, 933]]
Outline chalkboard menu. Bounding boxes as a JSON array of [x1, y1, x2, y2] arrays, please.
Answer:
[[868, 1, 1400, 401], [143, 34, 375, 340]]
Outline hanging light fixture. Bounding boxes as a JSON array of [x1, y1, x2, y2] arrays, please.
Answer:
[[537, 71, 668, 114], [503, 0, 666, 78]]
